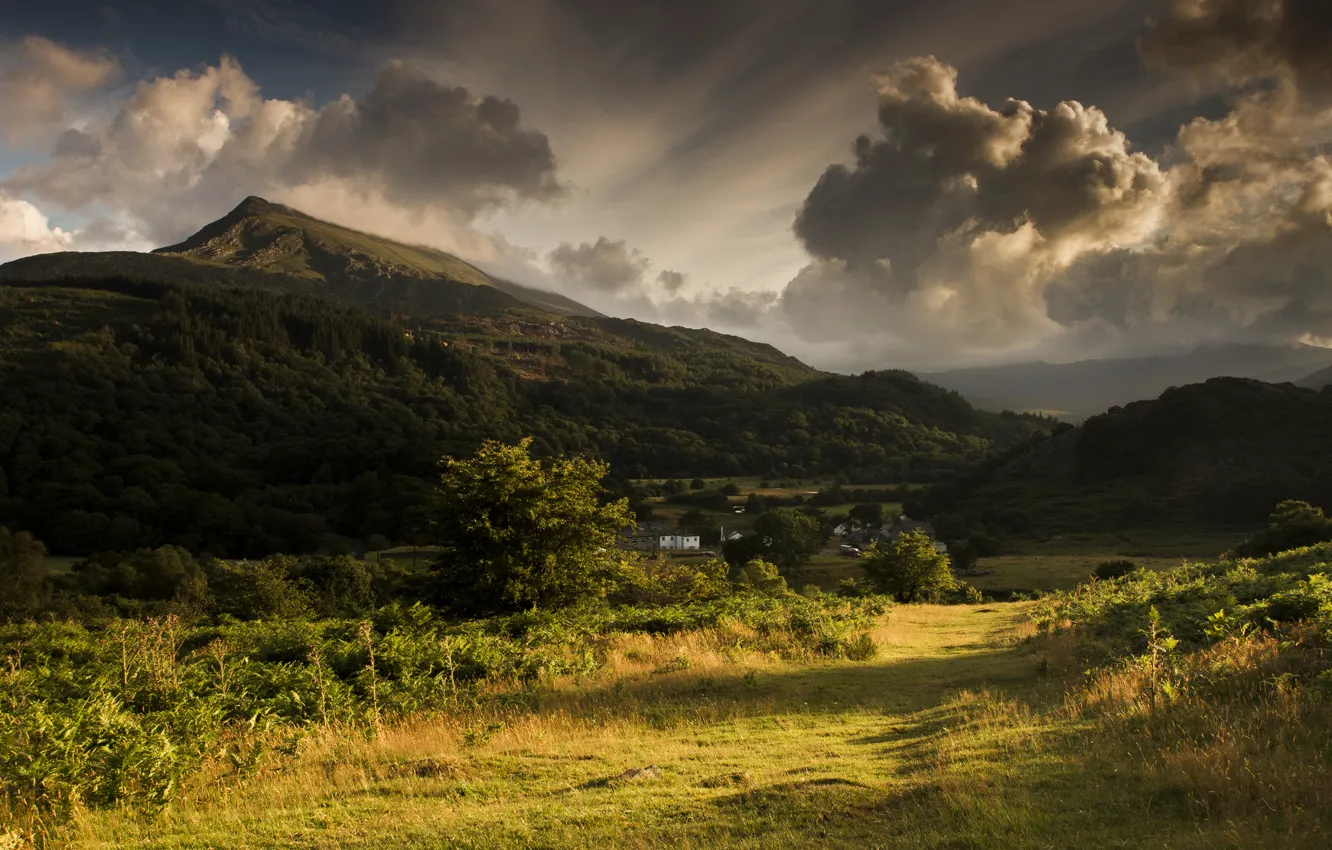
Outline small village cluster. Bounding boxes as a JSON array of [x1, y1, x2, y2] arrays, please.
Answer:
[[616, 515, 946, 554]]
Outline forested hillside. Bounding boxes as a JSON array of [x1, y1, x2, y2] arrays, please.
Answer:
[[911, 378, 1332, 539], [0, 277, 1042, 556]]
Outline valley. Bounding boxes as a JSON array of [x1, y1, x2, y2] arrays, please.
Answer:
[[3, 198, 1331, 849]]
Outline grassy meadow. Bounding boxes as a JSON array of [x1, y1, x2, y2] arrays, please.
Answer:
[[40, 593, 1330, 849]]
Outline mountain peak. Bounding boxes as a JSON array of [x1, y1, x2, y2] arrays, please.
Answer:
[[142, 196, 602, 318], [227, 195, 306, 221], [232, 195, 278, 215]]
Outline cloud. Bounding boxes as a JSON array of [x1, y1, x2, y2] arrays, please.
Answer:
[[300, 62, 565, 214], [656, 270, 687, 293], [1140, 0, 1332, 91], [780, 56, 1168, 362], [548, 237, 650, 294], [0, 194, 74, 261], [5, 51, 564, 249], [0, 36, 120, 144]]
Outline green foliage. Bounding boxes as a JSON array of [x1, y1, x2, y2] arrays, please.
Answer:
[[207, 558, 312, 620], [1094, 560, 1138, 581], [733, 559, 790, 597], [430, 439, 635, 615], [861, 531, 957, 602], [0, 278, 1043, 557], [848, 503, 884, 527], [0, 592, 887, 818], [1235, 500, 1332, 558], [1033, 542, 1332, 660], [615, 557, 731, 606], [68, 546, 204, 601], [753, 508, 825, 568], [0, 528, 47, 619], [721, 534, 766, 568]]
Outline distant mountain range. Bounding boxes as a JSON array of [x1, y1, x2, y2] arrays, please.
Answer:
[[922, 344, 1332, 419], [0, 196, 601, 319]]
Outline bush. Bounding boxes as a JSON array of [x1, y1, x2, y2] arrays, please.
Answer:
[[0, 528, 48, 619], [615, 557, 731, 605], [733, 559, 789, 597], [1235, 500, 1332, 558], [1094, 560, 1137, 581]]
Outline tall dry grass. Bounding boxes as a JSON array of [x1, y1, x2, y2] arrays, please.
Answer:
[[1065, 625, 1332, 830]]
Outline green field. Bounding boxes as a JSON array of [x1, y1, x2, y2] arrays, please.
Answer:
[[965, 554, 1183, 593]]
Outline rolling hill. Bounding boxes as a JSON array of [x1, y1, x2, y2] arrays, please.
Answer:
[[923, 343, 1332, 419], [0, 196, 601, 319], [1298, 363, 1332, 390], [910, 377, 1332, 540]]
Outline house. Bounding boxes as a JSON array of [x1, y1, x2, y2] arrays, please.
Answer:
[[657, 533, 701, 551], [846, 528, 878, 547], [722, 530, 747, 542], [619, 522, 700, 551], [832, 523, 849, 537], [619, 521, 671, 551]]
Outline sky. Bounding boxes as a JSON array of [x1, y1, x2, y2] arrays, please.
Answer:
[[2, 0, 1331, 371]]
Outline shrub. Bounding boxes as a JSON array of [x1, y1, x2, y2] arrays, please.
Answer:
[[1094, 560, 1137, 581], [733, 559, 789, 597], [1235, 500, 1332, 557]]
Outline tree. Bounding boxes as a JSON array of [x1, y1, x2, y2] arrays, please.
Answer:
[[753, 508, 825, 568], [849, 503, 884, 527], [678, 509, 709, 528], [430, 439, 635, 615], [1235, 500, 1332, 557], [690, 478, 707, 490], [861, 530, 956, 602], [0, 527, 47, 619], [733, 558, 789, 596], [722, 534, 766, 568]]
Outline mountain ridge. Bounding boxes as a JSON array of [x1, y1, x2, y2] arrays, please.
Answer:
[[1, 195, 602, 319], [922, 343, 1332, 419]]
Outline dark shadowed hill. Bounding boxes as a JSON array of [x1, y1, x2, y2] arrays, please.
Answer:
[[923, 344, 1332, 419], [0, 275, 1047, 556], [911, 378, 1332, 539], [1298, 363, 1332, 390]]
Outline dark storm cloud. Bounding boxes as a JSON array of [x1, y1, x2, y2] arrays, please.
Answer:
[[1141, 0, 1332, 90], [548, 237, 649, 294], [302, 62, 565, 213], [6, 52, 565, 246], [656, 270, 687, 293], [781, 56, 1166, 353]]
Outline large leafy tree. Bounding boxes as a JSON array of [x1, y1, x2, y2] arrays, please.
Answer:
[[753, 508, 825, 568], [430, 439, 635, 614], [861, 530, 956, 601]]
